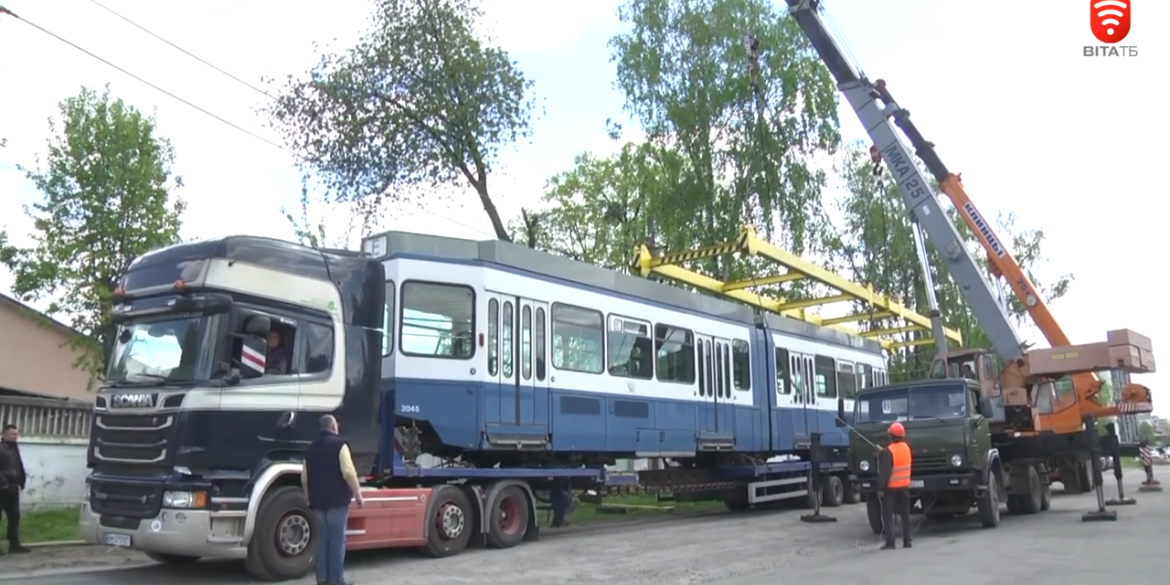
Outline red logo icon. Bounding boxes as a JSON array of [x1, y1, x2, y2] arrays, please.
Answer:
[[1090, 0, 1131, 44]]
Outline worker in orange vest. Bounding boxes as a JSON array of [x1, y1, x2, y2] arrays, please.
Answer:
[[877, 421, 913, 550]]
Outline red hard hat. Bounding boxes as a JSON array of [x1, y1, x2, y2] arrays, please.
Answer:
[[888, 422, 906, 438]]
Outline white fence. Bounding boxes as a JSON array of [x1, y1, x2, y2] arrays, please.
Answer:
[[0, 395, 91, 510]]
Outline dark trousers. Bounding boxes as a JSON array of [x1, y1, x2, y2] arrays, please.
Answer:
[[880, 488, 912, 546], [0, 488, 20, 547]]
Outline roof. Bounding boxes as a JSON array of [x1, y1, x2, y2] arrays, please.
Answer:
[[0, 291, 84, 341]]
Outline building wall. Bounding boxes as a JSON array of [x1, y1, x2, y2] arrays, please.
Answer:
[[18, 437, 89, 510], [0, 297, 92, 401]]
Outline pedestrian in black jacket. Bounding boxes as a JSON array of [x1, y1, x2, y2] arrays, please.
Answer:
[[0, 423, 31, 555]]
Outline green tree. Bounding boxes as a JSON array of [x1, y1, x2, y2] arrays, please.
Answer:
[[609, 0, 840, 262], [264, 0, 538, 241], [1139, 421, 1157, 444], [0, 86, 185, 384], [281, 180, 382, 250], [827, 142, 1073, 378]]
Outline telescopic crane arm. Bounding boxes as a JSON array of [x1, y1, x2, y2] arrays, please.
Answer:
[[783, 0, 1026, 369]]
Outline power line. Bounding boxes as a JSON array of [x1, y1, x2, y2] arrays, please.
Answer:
[[0, 5, 496, 239], [87, 0, 273, 101]]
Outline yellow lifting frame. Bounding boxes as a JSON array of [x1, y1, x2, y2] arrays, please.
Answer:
[[632, 226, 963, 351]]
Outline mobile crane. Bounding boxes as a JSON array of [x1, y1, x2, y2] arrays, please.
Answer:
[[785, 0, 1154, 506]]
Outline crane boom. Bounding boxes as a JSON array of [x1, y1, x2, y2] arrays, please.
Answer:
[[784, 0, 1025, 366]]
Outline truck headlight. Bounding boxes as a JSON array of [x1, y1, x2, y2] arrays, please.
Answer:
[[163, 491, 208, 508], [950, 455, 963, 467], [859, 460, 870, 472]]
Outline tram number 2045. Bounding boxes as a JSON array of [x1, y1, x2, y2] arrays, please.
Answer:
[[399, 404, 421, 414]]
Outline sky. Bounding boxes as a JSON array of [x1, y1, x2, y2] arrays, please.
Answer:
[[0, 1, 1164, 411]]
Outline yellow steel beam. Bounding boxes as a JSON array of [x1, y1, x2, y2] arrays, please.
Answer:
[[633, 247, 895, 350], [631, 225, 964, 349], [739, 226, 962, 345]]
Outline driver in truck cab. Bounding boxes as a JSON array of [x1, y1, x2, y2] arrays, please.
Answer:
[[266, 327, 291, 375], [877, 421, 913, 551]]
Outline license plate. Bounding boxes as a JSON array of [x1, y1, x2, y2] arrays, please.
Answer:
[[103, 533, 132, 547], [909, 480, 924, 488]]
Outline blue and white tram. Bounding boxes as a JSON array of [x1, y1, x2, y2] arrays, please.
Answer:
[[367, 231, 888, 467]]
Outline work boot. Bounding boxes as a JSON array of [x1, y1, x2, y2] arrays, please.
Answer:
[[880, 542, 896, 550], [903, 541, 912, 549]]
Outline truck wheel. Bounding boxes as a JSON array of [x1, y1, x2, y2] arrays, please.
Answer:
[[822, 475, 844, 508], [1019, 465, 1043, 514], [977, 474, 1001, 529], [145, 552, 200, 564], [865, 496, 884, 535], [842, 479, 860, 505], [421, 488, 474, 557], [486, 486, 529, 549], [245, 485, 315, 581], [1040, 483, 1052, 511]]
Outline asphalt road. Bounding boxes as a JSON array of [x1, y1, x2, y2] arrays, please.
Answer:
[[7, 468, 1167, 585]]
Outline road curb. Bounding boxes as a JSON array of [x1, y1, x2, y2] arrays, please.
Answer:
[[2, 562, 155, 580], [25, 540, 90, 548]]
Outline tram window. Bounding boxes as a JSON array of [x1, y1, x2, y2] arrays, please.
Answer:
[[382, 280, 395, 357], [488, 299, 499, 376], [814, 355, 837, 398], [856, 363, 871, 392], [551, 303, 604, 374], [837, 361, 857, 399], [654, 324, 696, 384], [607, 315, 652, 380], [732, 339, 751, 391], [705, 340, 714, 397], [400, 281, 475, 359], [775, 347, 791, 394], [535, 307, 547, 381], [697, 342, 707, 396], [502, 301, 514, 378], [521, 305, 532, 380], [714, 341, 725, 398]]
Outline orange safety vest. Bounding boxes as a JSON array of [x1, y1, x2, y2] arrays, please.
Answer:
[[887, 441, 912, 489]]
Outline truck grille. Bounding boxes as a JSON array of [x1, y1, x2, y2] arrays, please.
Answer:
[[912, 454, 952, 474], [91, 482, 160, 518], [92, 413, 173, 464]]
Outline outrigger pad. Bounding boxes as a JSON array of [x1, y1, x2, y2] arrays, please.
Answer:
[[1137, 485, 1163, 492], [799, 513, 837, 523], [1105, 497, 1136, 506], [1082, 509, 1118, 522]]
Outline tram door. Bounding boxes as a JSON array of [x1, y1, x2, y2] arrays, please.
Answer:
[[485, 292, 549, 434]]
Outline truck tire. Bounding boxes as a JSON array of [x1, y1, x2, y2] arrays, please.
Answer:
[[1040, 483, 1052, 511], [1019, 465, 1043, 514], [977, 473, 1001, 529], [420, 488, 474, 558], [486, 486, 529, 549], [145, 552, 200, 564], [245, 485, 315, 582], [865, 496, 884, 535], [822, 475, 844, 507], [843, 479, 860, 505]]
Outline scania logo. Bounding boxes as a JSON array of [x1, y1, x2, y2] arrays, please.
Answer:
[[110, 393, 155, 409]]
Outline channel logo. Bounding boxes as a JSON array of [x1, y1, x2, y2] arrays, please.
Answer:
[[1089, 0, 1131, 44]]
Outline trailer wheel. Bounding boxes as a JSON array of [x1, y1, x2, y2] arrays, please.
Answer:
[[865, 495, 883, 535], [822, 475, 844, 508], [421, 488, 474, 557], [977, 474, 1001, 529], [486, 486, 529, 549], [145, 552, 200, 564], [1019, 465, 1043, 514], [1040, 483, 1052, 511], [244, 485, 315, 581]]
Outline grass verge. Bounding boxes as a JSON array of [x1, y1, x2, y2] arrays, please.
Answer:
[[1, 505, 81, 544], [563, 494, 725, 525]]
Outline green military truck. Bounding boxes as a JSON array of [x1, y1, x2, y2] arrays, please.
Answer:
[[844, 377, 1052, 533]]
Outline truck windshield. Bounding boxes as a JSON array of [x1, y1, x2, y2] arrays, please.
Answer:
[[107, 316, 212, 384], [854, 383, 968, 423]]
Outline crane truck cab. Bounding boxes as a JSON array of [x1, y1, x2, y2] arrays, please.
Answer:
[[848, 378, 1015, 533]]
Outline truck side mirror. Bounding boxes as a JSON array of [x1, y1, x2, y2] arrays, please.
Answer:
[[237, 336, 268, 379], [244, 315, 272, 337], [836, 397, 846, 427]]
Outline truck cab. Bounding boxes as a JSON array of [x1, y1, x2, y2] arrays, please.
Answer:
[[848, 378, 994, 532]]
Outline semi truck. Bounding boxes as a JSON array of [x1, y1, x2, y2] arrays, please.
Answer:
[[80, 231, 880, 580]]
